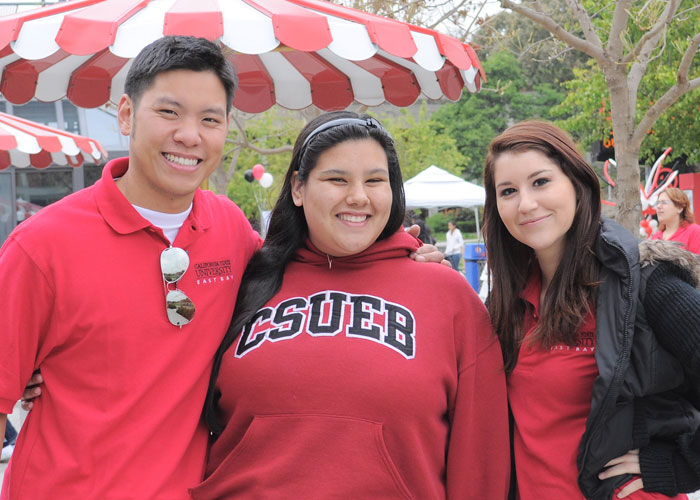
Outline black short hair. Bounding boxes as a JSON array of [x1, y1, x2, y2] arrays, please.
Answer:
[[124, 36, 237, 113]]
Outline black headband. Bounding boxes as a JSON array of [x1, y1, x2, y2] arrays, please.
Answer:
[[299, 117, 390, 152]]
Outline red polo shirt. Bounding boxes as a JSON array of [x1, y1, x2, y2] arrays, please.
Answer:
[[0, 158, 261, 499], [508, 269, 686, 499]]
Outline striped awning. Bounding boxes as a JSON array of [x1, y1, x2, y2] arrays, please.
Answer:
[[0, 0, 485, 112], [0, 111, 107, 168]]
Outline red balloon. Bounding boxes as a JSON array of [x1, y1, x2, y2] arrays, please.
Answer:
[[640, 219, 650, 228], [252, 164, 265, 180], [645, 226, 652, 236]]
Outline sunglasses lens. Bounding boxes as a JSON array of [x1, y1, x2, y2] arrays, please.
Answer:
[[165, 289, 196, 326], [161, 247, 190, 283]]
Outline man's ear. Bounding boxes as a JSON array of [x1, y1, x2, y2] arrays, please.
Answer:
[[117, 94, 133, 137], [291, 172, 303, 207]]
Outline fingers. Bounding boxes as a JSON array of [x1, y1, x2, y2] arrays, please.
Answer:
[[442, 259, 451, 268], [20, 371, 43, 412], [22, 385, 41, 402], [616, 478, 644, 498], [406, 224, 420, 238], [416, 244, 437, 254], [26, 371, 43, 388], [599, 451, 641, 481], [603, 450, 640, 468]]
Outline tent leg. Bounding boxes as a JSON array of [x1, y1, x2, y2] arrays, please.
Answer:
[[474, 207, 481, 240]]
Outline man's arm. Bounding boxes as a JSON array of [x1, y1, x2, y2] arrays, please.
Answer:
[[1, 413, 6, 445]]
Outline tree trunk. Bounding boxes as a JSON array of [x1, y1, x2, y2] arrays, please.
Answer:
[[612, 144, 642, 234], [605, 65, 642, 234]]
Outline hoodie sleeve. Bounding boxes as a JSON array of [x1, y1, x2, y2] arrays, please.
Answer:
[[639, 264, 700, 495], [446, 284, 510, 499]]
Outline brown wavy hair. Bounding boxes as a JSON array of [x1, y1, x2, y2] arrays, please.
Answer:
[[482, 121, 601, 372], [657, 187, 695, 231]]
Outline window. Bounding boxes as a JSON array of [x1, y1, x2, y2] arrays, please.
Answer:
[[15, 169, 73, 223], [0, 173, 13, 242], [12, 101, 58, 129]]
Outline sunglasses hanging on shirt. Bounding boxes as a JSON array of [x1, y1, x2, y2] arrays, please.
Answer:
[[160, 247, 196, 327]]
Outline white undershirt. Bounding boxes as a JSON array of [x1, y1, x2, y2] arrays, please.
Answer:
[[132, 204, 192, 245]]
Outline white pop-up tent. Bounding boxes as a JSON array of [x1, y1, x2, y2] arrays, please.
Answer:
[[404, 165, 486, 237], [404, 165, 485, 208]]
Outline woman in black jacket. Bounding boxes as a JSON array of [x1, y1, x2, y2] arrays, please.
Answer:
[[482, 120, 700, 500]]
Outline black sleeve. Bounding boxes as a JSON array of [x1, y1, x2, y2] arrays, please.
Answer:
[[639, 263, 700, 495], [644, 263, 700, 373]]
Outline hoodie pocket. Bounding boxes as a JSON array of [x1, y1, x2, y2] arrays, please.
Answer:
[[191, 414, 414, 500]]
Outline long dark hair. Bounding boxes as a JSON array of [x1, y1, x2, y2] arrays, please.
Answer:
[[204, 111, 405, 435], [482, 121, 601, 372]]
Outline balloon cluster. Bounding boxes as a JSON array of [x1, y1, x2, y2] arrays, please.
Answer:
[[244, 163, 274, 188], [639, 218, 658, 238]]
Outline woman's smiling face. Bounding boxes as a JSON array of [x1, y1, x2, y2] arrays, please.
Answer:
[[291, 138, 392, 257], [493, 149, 577, 265]]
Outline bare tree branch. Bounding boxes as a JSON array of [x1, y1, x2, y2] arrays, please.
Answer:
[[226, 113, 294, 156], [632, 32, 700, 148], [499, 0, 606, 61], [563, 0, 604, 49], [622, 0, 682, 64], [224, 139, 293, 156], [459, 0, 488, 37], [606, 0, 631, 59]]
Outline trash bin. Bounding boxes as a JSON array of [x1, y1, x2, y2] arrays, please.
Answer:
[[464, 243, 486, 291]]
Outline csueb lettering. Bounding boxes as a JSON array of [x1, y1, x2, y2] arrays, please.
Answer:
[[235, 290, 416, 359]]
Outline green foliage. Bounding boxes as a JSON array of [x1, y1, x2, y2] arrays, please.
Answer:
[[378, 104, 466, 181], [551, 3, 700, 167], [426, 211, 449, 234], [426, 207, 479, 235], [429, 50, 566, 182], [474, 0, 588, 90], [223, 111, 302, 219]]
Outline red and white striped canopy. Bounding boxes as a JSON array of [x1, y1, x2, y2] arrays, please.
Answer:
[[0, 112, 107, 169], [0, 0, 485, 112]]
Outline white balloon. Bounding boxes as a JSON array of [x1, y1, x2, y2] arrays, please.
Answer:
[[650, 219, 658, 229], [639, 227, 647, 237], [259, 172, 274, 188]]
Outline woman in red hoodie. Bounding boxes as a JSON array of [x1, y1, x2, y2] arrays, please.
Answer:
[[191, 111, 510, 500]]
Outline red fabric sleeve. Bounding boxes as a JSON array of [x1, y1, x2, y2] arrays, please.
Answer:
[[446, 288, 510, 499], [0, 236, 54, 413]]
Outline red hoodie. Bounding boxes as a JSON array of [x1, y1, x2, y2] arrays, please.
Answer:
[[190, 230, 509, 500]]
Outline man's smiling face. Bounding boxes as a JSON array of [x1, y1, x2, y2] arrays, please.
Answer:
[[117, 69, 230, 213]]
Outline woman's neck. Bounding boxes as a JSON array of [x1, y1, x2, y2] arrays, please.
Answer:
[[535, 251, 562, 298], [664, 218, 681, 238]]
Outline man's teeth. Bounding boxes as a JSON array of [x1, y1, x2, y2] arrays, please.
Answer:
[[339, 214, 367, 223], [164, 153, 198, 166]]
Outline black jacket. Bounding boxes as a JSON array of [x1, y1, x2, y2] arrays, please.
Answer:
[[577, 219, 700, 499]]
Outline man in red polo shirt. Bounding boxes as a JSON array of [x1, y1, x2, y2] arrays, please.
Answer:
[[0, 36, 259, 499]]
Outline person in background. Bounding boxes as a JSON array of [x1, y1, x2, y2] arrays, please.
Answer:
[[410, 212, 436, 245], [192, 111, 510, 500], [482, 120, 700, 500], [650, 187, 700, 254], [445, 219, 464, 271]]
